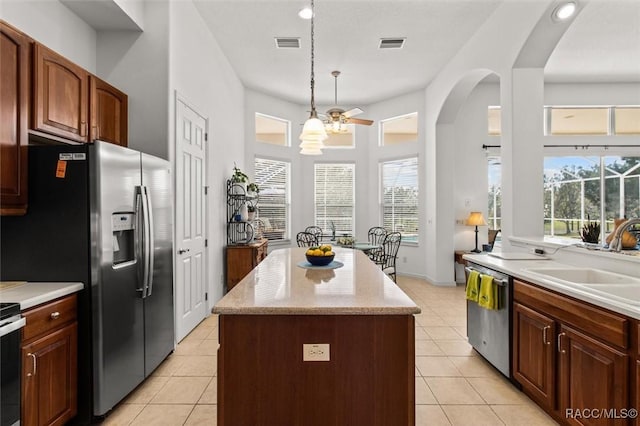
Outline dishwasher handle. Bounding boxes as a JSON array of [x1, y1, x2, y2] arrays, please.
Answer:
[[465, 267, 509, 287]]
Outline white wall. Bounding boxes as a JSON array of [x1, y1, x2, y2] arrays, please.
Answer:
[[168, 0, 245, 305], [1, 0, 96, 72], [97, 3, 170, 159]]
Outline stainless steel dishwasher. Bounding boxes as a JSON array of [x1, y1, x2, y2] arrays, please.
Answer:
[[465, 262, 511, 378]]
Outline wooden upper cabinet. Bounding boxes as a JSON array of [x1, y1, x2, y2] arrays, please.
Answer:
[[0, 22, 31, 215], [34, 43, 89, 143], [90, 76, 128, 146]]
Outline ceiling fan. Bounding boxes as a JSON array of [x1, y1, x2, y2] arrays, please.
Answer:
[[322, 71, 373, 133]]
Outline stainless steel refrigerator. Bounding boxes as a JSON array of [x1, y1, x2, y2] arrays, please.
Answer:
[[0, 141, 174, 421]]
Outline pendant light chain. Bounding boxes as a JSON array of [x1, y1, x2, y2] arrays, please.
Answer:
[[310, 0, 317, 118]]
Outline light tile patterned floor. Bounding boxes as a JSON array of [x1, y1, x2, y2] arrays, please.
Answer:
[[103, 276, 558, 425]]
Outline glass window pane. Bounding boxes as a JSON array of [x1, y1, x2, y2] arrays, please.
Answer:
[[488, 107, 501, 136], [604, 156, 640, 233], [314, 164, 355, 235], [543, 156, 600, 240], [487, 157, 502, 230], [254, 158, 290, 240], [549, 107, 608, 135], [381, 113, 418, 146], [255, 113, 290, 146], [614, 107, 640, 135], [381, 157, 419, 243]]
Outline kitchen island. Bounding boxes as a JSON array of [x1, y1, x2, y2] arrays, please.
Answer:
[[213, 247, 420, 426]]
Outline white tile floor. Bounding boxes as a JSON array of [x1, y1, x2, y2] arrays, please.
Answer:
[[103, 276, 558, 425]]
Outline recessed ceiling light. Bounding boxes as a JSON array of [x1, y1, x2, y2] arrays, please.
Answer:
[[552, 1, 577, 21], [298, 7, 313, 19]]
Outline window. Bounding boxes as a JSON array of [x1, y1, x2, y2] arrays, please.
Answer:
[[381, 157, 419, 243], [255, 113, 290, 146], [549, 107, 609, 135], [314, 164, 355, 235], [380, 112, 418, 146], [487, 105, 640, 136], [543, 156, 640, 240], [614, 107, 640, 135], [254, 158, 290, 241], [488, 156, 502, 230]]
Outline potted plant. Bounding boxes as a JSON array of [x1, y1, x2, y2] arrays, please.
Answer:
[[580, 216, 600, 244], [231, 164, 248, 194], [246, 182, 260, 198], [247, 204, 257, 221]]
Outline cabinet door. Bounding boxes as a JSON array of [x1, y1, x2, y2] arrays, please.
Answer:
[[513, 302, 556, 410], [90, 76, 128, 146], [558, 325, 629, 426], [22, 322, 78, 426], [34, 44, 88, 142], [0, 22, 30, 215]]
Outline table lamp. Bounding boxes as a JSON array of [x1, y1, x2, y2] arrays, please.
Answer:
[[466, 211, 487, 253]]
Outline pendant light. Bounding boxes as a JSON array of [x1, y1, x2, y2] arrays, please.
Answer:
[[299, 0, 327, 155]]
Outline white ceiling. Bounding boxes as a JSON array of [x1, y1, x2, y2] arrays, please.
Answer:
[[193, 0, 640, 107]]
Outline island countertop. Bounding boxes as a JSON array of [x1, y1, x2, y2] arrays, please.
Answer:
[[213, 247, 421, 315]]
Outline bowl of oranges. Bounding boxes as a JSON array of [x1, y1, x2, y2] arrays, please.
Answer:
[[305, 245, 335, 266]]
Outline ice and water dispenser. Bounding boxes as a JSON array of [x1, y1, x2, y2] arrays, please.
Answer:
[[112, 213, 135, 265]]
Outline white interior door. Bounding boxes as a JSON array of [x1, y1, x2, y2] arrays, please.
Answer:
[[175, 98, 208, 342]]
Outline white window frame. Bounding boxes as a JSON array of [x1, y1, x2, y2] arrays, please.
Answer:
[[314, 163, 356, 236], [380, 156, 419, 245], [254, 157, 291, 242], [255, 112, 291, 147]]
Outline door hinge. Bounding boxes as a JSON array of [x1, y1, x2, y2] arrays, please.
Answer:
[[205, 239, 208, 247], [204, 133, 208, 141], [204, 186, 208, 195], [205, 292, 208, 301]]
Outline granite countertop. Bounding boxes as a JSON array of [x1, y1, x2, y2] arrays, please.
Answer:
[[213, 247, 421, 315], [463, 253, 640, 320], [0, 282, 84, 310]]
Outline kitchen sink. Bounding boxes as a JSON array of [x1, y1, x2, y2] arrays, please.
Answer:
[[524, 267, 640, 285], [524, 267, 640, 306], [578, 283, 640, 304]]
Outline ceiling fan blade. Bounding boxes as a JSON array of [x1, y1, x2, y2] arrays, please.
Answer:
[[342, 107, 363, 118], [346, 117, 374, 126]]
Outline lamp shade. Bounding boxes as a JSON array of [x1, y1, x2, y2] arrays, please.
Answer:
[[466, 212, 487, 227], [299, 117, 327, 155]]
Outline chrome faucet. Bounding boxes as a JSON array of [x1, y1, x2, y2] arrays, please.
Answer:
[[609, 218, 640, 252]]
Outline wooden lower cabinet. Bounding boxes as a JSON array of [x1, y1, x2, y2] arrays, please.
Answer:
[[513, 302, 556, 410], [217, 314, 415, 426], [513, 279, 635, 426], [225, 239, 267, 291], [559, 325, 628, 426], [21, 294, 78, 426]]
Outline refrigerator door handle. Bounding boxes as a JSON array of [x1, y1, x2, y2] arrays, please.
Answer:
[[144, 188, 155, 297], [135, 186, 150, 298]]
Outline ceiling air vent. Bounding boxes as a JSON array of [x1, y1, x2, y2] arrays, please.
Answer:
[[379, 38, 406, 49], [275, 37, 301, 49]]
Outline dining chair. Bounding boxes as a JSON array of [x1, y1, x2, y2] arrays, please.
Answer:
[[296, 231, 318, 247], [367, 226, 387, 245], [371, 231, 402, 282], [305, 226, 323, 242]]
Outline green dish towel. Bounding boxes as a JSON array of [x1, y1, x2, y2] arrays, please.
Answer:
[[478, 274, 499, 310], [465, 270, 480, 302]]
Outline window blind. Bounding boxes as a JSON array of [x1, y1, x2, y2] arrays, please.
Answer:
[[254, 158, 290, 240], [314, 164, 355, 235], [381, 157, 419, 242]]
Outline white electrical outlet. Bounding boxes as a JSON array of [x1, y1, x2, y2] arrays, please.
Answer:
[[303, 343, 330, 361]]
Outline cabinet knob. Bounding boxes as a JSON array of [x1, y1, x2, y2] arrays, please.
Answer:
[[50, 311, 60, 320]]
